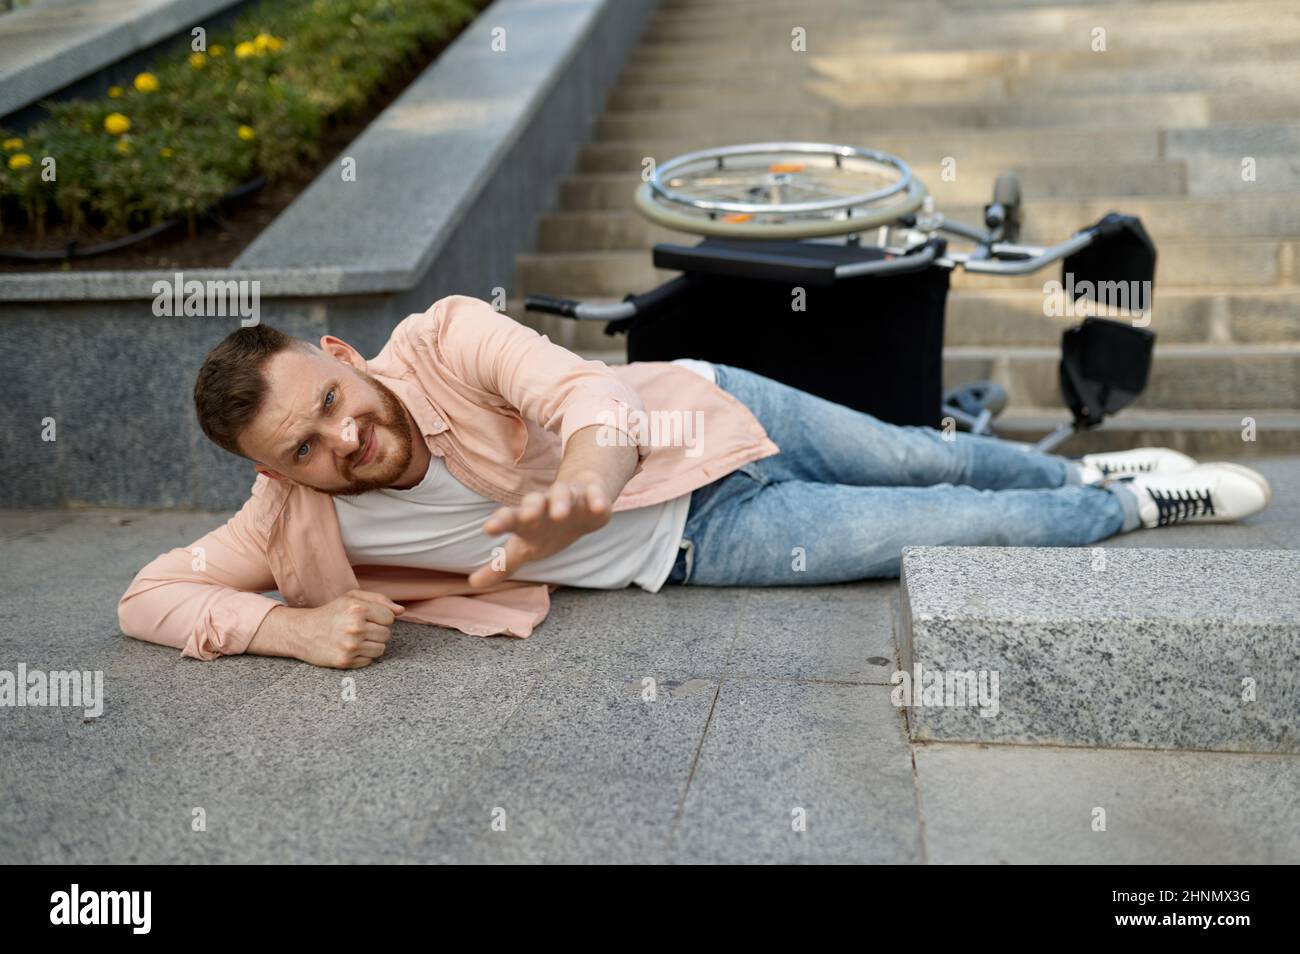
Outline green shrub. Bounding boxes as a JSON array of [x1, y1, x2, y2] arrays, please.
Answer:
[[0, 0, 485, 241]]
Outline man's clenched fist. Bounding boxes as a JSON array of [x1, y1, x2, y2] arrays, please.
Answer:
[[294, 588, 405, 669]]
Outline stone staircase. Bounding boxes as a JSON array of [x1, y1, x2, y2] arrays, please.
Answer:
[[507, 0, 1300, 454]]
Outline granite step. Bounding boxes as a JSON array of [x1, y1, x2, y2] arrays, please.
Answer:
[[594, 95, 1234, 139], [599, 94, 1300, 133], [580, 129, 1165, 168], [658, 0, 1255, 9], [536, 205, 1300, 263], [514, 243, 1300, 299], [555, 168, 1300, 238], [627, 29, 1300, 66], [942, 344, 1300, 411], [986, 407, 1300, 456], [557, 162, 1189, 215], [619, 41, 1300, 86], [941, 288, 1300, 346], [512, 287, 1300, 348], [897, 546, 1300, 753], [609, 64, 1300, 106], [512, 0, 1300, 465], [536, 205, 1300, 287], [645, 0, 1297, 34], [543, 366, 1300, 460], [503, 296, 1300, 454], [951, 241, 1295, 290], [578, 123, 1300, 198]]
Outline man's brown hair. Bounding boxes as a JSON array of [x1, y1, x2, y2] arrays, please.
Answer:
[[194, 325, 316, 459]]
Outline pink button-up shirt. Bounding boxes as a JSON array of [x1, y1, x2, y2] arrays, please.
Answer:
[[117, 294, 780, 661]]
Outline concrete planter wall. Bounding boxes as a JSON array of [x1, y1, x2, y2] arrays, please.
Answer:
[[0, 0, 659, 509], [0, 0, 250, 130]]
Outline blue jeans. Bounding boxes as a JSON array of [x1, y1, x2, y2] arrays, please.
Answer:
[[665, 363, 1137, 585]]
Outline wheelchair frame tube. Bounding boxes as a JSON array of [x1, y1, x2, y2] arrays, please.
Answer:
[[943, 230, 1096, 275], [527, 222, 1105, 317], [830, 226, 1096, 279]]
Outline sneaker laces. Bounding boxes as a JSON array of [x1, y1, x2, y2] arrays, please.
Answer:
[[1146, 485, 1215, 526], [1098, 459, 1158, 476]]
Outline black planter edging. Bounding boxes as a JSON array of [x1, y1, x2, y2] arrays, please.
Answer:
[[0, 175, 266, 262]]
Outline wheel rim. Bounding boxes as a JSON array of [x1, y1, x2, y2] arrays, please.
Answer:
[[635, 178, 927, 238], [635, 142, 927, 238]]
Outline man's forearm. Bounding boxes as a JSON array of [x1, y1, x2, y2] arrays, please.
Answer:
[[555, 423, 639, 503], [247, 604, 309, 659]]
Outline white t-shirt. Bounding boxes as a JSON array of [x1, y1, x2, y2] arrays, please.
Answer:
[[333, 358, 716, 592]]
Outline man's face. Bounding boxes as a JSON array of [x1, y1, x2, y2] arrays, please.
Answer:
[[239, 341, 415, 496]]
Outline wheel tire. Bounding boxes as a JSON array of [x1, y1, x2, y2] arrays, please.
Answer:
[[632, 177, 929, 239]]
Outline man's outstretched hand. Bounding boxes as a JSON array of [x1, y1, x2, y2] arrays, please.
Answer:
[[467, 473, 613, 588]]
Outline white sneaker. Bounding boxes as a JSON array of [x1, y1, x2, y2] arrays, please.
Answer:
[[1075, 446, 1198, 485], [1112, 462, 1272, 528]]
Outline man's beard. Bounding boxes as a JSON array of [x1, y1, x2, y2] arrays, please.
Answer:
[[325, 370, 416, 497]]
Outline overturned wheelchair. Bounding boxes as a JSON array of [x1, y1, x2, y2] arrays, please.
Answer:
[[526, 142, 1158, 452]]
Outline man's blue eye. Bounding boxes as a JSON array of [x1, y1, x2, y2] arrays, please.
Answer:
[[294, 389, 334, 461]]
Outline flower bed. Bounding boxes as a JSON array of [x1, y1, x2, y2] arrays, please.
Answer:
[[0, 0, 485, 249]]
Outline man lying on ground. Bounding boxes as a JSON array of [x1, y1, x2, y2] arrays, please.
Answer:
[[118, 294, 1272, 668]]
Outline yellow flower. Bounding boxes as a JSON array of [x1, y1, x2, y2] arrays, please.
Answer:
[[115, 139, 132, 155], [104, 113, 131, 135], [160, 146, 175, 158], [234, 41, 257, 58], [2, 137, 22, 151], [253, 32, 272, 52], [8, 153, 32, 170], [209, 44, 225, 57], [188, 52, 207, 69], [107, 85, 124, 98], [237, 125, 256, 141], [267, 36, 284, 52], [133, 72, 159, 93]]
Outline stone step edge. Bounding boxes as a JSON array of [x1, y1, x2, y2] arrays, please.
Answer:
[[895, 545, 1300, 753]]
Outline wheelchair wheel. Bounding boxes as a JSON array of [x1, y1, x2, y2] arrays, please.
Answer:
[[633, 142, 928, 239]]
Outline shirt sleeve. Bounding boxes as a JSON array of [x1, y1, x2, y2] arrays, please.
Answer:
[[417, 294, 651, 469], [117, 489, 283, 661]]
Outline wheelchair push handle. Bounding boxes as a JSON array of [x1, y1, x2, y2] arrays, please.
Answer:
[[523, 293, 582, 317], [524, 292, 644, 322]]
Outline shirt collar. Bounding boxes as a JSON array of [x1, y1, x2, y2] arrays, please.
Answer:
[[370, 370, 448, 440]]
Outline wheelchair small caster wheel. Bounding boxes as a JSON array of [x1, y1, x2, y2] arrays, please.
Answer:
[[944, 381, 1008, 418]]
